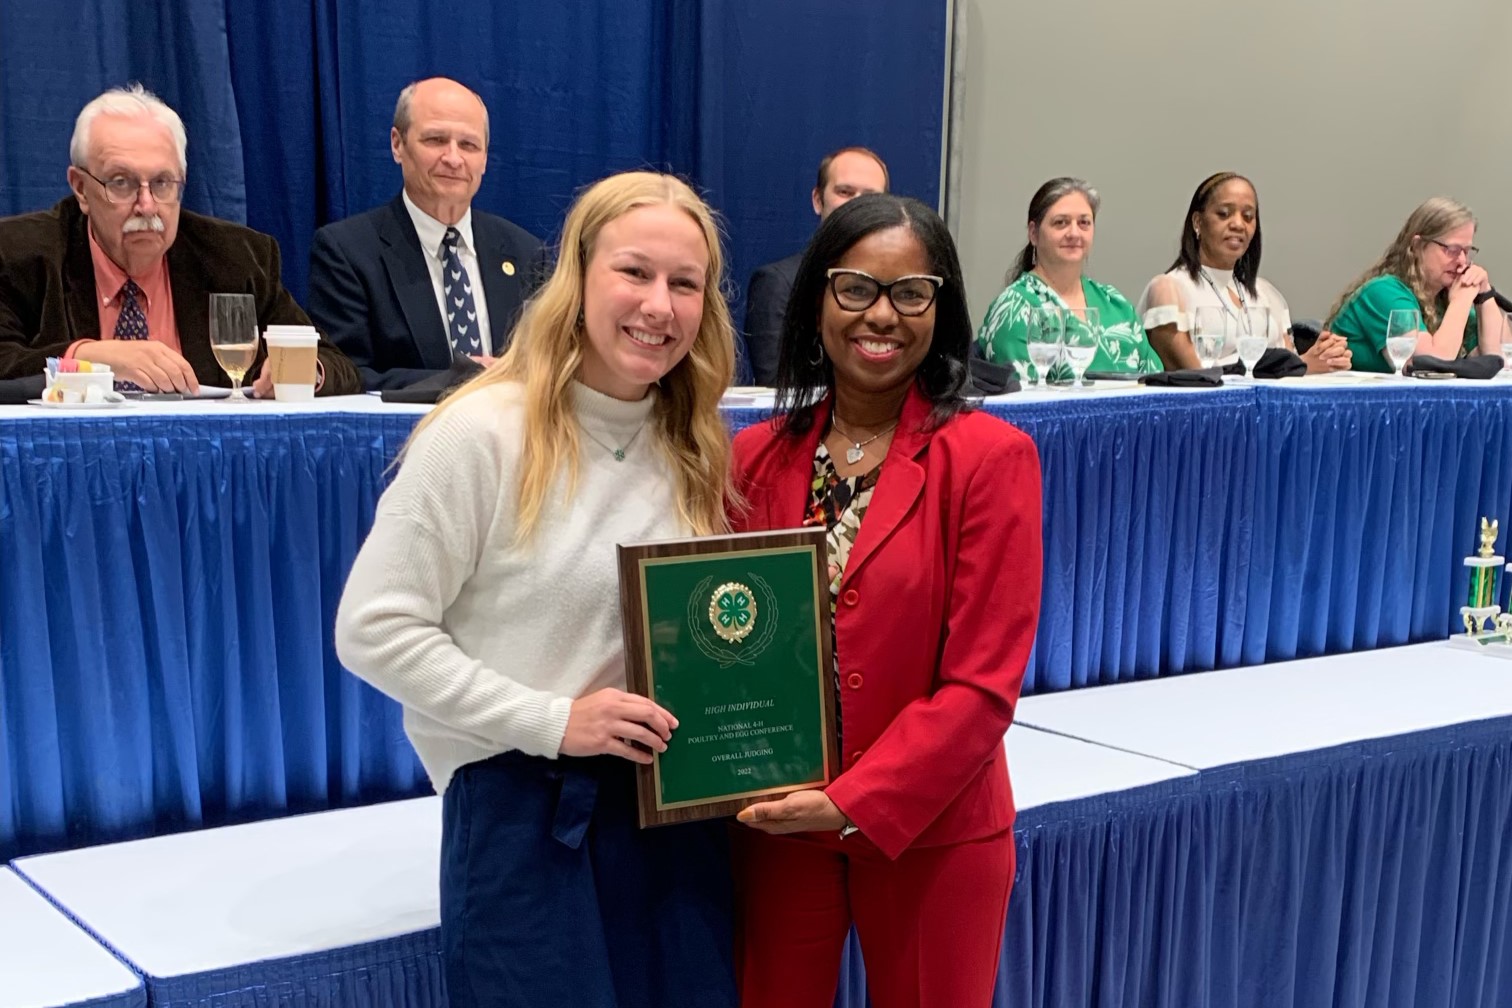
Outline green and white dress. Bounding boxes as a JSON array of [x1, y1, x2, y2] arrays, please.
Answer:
[[976, 272, 1162, 382]]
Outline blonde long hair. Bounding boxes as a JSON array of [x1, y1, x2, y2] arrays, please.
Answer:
[[1327, 197, 1476, 333], [406, 171, 737, 541]]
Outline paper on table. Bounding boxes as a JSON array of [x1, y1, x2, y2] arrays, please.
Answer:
[[1274, 372, 1401, 386]]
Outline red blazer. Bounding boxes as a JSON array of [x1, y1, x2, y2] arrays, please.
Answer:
[[731, 385, 1042, 860]]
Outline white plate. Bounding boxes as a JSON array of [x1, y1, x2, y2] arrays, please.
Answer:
[[27, 399, 134, 410]]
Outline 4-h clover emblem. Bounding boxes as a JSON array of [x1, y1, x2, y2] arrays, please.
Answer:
[[708, 582, 757, 642], [686, 574, 780, 667]]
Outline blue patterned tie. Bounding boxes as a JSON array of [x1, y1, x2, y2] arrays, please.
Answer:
[[114, 279, 149, 340], [440, 228, 480, 357], [113, 279, 148, 391]]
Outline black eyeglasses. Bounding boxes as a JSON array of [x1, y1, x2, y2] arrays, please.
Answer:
[[1425, 237, 1478, 260], [82, 171, 185, 205], [826, 268, 943, 316]]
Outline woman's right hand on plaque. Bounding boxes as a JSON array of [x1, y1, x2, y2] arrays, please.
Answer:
[[561, 688, 678, 765]]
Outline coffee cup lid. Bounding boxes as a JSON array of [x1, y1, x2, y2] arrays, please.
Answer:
[[264, 326, 319, 346]]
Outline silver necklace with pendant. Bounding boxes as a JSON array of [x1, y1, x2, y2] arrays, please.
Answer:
[[831, 416, 898, 465], [581, 418, 649, 462]]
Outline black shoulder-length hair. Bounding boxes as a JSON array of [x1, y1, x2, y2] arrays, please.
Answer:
[[1169, 171, 1262, 298], [772, 193, 972, 436]]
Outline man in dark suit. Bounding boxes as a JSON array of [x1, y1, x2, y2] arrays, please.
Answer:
[[0, 84, 359, 394], [743, 146, 889, 385], [308, 77, 543, 390]]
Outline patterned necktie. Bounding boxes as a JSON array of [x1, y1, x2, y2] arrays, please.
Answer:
[[114, 279, 149, 340], [440, 228, 480, 357], [113, 279, 149, 391]]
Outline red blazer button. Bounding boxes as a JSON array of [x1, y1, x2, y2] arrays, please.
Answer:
[[846, 672, 863, 689], [850, 750, 864, 763], [842, 589, 859, 606]]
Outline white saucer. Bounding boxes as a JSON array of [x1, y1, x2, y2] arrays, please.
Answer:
[[27, 399, 134, 410]]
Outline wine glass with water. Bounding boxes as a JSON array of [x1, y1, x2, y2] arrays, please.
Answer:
[[1235, 307, 1271, 379], [1384, 309, 1421, 378], [1191, 307, 1230, 371], [209, 293, 259, 401], [1061, 306, 1100, 389], [1026, 305, 1064, 389]]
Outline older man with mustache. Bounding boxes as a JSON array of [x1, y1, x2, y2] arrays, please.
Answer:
[[0, 84, 358, 395]]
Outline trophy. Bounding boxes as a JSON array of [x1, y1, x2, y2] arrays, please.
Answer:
[[1449, 517, 1512, 656]]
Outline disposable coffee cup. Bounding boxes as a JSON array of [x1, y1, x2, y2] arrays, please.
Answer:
[[263, 326, 319, 402]]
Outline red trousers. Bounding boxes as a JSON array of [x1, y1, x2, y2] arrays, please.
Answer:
[[733, 825, 1015, 1008]]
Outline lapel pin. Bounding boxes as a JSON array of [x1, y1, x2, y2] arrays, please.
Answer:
[[502, 261, 516, 276]]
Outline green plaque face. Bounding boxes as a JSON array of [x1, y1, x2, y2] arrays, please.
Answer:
[[618, 529, 836, 827]]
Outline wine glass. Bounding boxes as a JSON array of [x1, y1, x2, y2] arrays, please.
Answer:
[[1235, 307, 1271, 380], [1191, 307, 1231, 371], [1384, 309, 1421, 378], [1061, 306, 1100, 390], [1025, 305, 1064, 389], [209, 293, 259, 402]]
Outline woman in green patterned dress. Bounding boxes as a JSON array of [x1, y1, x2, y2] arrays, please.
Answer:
[[976, 177, 1161, 382]]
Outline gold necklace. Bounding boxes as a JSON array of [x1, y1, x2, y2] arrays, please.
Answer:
[[831, 415, 898, 464]]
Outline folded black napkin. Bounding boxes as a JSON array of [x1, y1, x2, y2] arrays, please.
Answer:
[[1291, 320, 1324, 355], [965, 356, 1020, 396], [0, 374, 45, 405], [1139, 367, 1224, 388], [379, 358, 486, 404], [1248, 348, 1307, 379], [1407, 354, 1503, 380], [1081, 371, 1141, 382]]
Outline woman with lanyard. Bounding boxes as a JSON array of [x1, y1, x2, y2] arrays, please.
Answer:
[[731, 192, 1042, 1008], [976, 176, 1161, 381], [335, 171, 738, 1008], [1137, 172, 1351, 372]]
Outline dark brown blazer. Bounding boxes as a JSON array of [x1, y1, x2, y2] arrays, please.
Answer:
[[0, 197, 359, 392]]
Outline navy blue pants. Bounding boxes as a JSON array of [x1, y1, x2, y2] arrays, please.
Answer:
[[440, 750, 736, 1008]]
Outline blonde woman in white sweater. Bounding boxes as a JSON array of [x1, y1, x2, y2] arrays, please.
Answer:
[[336, 172, 738, 1008]]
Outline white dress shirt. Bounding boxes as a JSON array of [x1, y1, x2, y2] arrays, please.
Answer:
[[403, 191, 493, 357]]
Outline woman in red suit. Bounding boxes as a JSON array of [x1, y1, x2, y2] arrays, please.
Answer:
[[731, 193, 1043, 1008]]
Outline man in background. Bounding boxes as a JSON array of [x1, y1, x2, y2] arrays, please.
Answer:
[[0, 84, 359, 394], [743, 146, 888, 385], [308, 77, 543, 390]]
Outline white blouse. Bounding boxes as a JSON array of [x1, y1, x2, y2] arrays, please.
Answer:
[[1136, 266, 1293, 364]]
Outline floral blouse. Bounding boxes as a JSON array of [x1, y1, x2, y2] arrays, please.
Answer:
[[976, 271, 1162, 379], [803, 442, 881, 741]]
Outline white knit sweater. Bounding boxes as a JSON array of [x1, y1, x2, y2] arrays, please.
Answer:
[[334, 380, 690, 794]]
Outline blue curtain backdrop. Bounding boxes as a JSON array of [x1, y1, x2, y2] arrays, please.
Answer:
[[0, 1, 946, 376], [0, 0, 247, 220]]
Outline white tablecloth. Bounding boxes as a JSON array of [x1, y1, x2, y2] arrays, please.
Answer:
[[13, 798, 441, 979], [1015, 641, 1512, 768], [0, 867, 140, 1008]]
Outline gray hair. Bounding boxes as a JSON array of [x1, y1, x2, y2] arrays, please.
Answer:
[[70, 84, 188, 174], [1006, 177, 1101, 284], [393, 78, 490, 146]]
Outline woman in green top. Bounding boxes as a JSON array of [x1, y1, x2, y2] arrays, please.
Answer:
[[1327, 197, 1508, 371], [976, 177, 1161, 382]]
